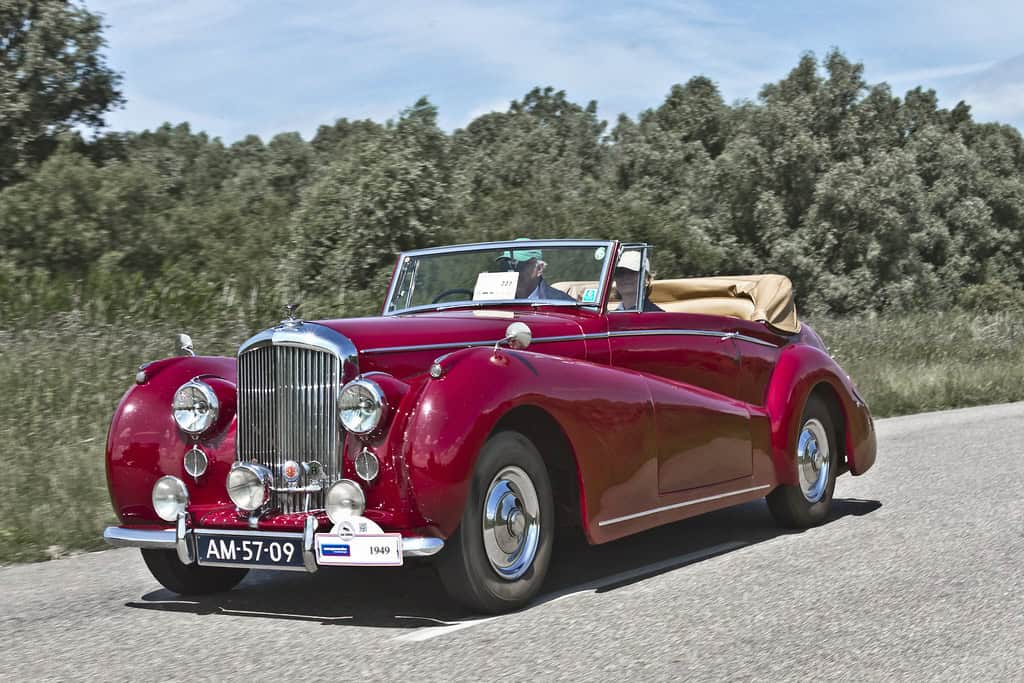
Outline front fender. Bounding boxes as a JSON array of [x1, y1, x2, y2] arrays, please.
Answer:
[[106, 355, 237, 525], [765, 345, 876, 486], [401, 347, 658, 541]]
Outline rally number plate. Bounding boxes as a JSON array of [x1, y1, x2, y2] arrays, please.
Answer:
[[315, 533, 403, 567], [195, 532, 305, 569]]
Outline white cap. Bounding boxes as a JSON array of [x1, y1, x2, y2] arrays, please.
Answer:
[[616, 250, 648, 272]]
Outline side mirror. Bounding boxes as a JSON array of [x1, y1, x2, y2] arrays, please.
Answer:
[[176, 333, 195, 357], [504, 322, 532, 350]]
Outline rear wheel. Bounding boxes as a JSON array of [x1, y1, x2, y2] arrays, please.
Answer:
[[435, 431, 554, 613], [767, 395, 838, 528], [141, 549, 248, 595]]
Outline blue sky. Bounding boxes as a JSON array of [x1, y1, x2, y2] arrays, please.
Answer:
[[88, 0, 1024, 142]]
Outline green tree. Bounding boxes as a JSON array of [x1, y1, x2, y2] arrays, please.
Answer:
[[288, 98, 447, 315], [0, 0, 123, 186]]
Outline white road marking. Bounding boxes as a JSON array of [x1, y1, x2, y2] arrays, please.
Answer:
[[393, 541, 745, 643]]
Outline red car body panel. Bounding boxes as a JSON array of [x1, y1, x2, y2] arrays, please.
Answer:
[[106, 300, 876, 545]]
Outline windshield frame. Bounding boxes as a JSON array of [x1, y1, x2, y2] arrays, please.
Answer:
[[382, 239, 620, 316]]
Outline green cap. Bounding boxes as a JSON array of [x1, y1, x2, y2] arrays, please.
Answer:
[[498, 238, 542, 263]]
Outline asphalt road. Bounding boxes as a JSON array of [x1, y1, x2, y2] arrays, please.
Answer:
[[2, 402, 1022, 681]]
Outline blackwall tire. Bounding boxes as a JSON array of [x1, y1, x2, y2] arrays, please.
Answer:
[[435, 431, 554, 614], [767, 394, 838, 529], [140, 549, 249, 595]]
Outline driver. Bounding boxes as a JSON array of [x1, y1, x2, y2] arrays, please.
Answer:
[[495, 241, 575, 301]]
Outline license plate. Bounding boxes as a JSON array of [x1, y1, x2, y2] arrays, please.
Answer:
[[315, 533, 403, 566], [195, 532, 304, 569]]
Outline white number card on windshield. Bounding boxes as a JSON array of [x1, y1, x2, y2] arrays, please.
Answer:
[[473, 272, 519, 300]]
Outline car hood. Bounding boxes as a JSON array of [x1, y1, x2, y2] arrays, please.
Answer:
[[313, 308, 592, 378]]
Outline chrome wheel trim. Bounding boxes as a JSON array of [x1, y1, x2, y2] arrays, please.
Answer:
[[481, 465, 541, 581], [797, 418, 830, 503]]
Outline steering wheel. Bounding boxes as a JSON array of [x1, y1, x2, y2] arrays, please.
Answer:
[[431, 288, 475, 304]]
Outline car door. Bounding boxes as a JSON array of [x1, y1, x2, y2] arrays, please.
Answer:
[[607, 310, 753, 494]]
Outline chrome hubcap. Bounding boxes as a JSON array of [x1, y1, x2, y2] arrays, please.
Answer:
[[482, 465, 540, 580], [797, 418, 830, 503]]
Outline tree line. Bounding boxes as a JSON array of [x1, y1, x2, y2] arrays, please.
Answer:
[[2, 2, 1023, 325]]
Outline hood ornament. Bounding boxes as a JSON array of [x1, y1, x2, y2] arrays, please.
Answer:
[[281, 303, 302, 328]]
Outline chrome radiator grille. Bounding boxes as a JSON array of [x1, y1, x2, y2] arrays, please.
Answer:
[[237, 344, 341, 513]]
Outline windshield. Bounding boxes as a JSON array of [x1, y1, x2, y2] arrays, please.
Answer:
[[385, 240, 615, 314]]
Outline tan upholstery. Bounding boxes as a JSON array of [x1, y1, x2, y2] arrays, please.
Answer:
[[552, 273, 800, 333], [649, 274, 800, 333]]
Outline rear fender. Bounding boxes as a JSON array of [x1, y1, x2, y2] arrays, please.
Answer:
[[765, 345, 877, 485]]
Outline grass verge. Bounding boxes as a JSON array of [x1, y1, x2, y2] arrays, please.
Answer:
[[1, 310, 1022, 563]]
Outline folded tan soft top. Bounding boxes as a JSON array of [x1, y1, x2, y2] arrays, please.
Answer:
[[648, 274, 800, 333], [551, 273, 799, 333]]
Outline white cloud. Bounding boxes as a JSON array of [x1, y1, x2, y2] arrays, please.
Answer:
[[90, 0, 244, 49]]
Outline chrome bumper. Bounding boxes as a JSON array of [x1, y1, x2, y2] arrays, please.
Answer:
[[103, 519, 444, 571]]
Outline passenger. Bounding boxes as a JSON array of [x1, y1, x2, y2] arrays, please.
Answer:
[[495, 242, 575, 301], [615, 250, 663, 312]]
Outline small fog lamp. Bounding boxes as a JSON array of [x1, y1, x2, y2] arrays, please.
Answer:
[[354, 448, 380, 482], [325, 479, 366, 523], [183, 446, 208, 479], [226, 463, 272, 511], [152, 476, 189, 522]]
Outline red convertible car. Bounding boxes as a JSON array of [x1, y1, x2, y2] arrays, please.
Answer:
[[104, 239, 876, 613]]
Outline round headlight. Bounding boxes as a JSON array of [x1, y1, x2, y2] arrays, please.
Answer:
[[339, 379, 385, 434], [172, 380, 219, 435], [325, 479, 366, 523], [226, 463, 272, 511], [152, 475, 189, 522]]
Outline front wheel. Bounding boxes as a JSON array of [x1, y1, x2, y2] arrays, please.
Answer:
[[767, 395, 838, 528], [141, 549, 249, 595], [435, 431, 554, 613]]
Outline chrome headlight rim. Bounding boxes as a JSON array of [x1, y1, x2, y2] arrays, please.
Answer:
[[325, 478, 367, 524], [226, 463, 272, 512], [172, 379, 220, 435], [338, 378, 386, 435], [152, 475, 189, 522]]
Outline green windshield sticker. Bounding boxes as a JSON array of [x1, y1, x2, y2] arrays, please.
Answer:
[[582, 288, 598, 303]]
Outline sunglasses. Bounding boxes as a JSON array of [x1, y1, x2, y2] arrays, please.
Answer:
[[496, 257, 539, 272]]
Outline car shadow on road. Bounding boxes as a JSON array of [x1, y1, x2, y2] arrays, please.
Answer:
[[125, 497, 880, 628]]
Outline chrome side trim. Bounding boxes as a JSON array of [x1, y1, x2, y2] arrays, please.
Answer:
[[103, 526, 176, 549], [402, 537, 445, 557], [362, 329, 779, 355], [597, 484, 772, 527], [607, 329, 779, 348]]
